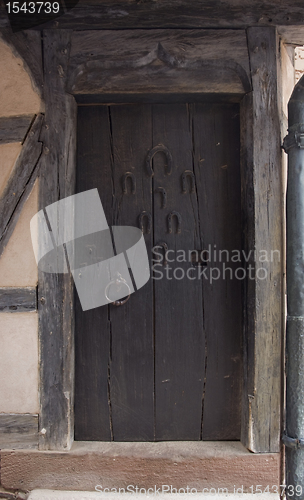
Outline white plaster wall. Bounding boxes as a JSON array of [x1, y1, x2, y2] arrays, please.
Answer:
[[0, 313, 39, 413], [0, 181, 38, 286], [0, 39, 41, 117], [281, 44, 295, 119], [0, 143, 22, 197], [295, 46, 304, 82], [0, 39, 41, 415]]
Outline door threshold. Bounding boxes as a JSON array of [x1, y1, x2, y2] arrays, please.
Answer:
[[1, 441, 280, 492], [71, 440, 256, 458]]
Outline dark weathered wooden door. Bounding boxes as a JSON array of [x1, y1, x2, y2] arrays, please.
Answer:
[[74, 102, 242, 441]]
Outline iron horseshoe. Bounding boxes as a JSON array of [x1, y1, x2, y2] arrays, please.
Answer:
[[182, 170, 195, 193], [155, 241, 169, 266], [146, 145, 173, 177], [139, 211, 152, 234], [122, 172, 136, 194], [167, 211, 182, 234], [155, 187, 167, 209]]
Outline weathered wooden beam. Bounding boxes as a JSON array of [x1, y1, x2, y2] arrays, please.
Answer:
[[0, 113, 44, 259], [0, 414, 38, 450], [278, 26, 304, 45], [38, 29, 76, 451], [240, 26, 283, 453], [3, 0, 304, 31], [0, 287, 37, 312], [1, 0, 304, 46], [0, 115, 34, 144], [68, 29, 251, 96]]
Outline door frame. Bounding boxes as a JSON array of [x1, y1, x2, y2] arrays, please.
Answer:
[[37, 27, 283, 453]]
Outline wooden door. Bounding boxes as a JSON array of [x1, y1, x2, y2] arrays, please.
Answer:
[[74, 102, 242, 441]]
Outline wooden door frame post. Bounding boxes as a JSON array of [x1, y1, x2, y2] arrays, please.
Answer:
[[241, 27, 283, 453], [38, 30, 77, 450]]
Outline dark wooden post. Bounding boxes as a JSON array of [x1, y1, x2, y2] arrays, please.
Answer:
[[38, 30, 77, 450], [241, 26, 283, 453]]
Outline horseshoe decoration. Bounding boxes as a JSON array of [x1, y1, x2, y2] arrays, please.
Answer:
[[182, 170, 195, 193], [155, 187, 167, 209], [146, 145, 173, 177], [155, 241, 169, 266], [167, 211, 182, 234], [122, 172, 136, 194], [139, 211, 152, 234]]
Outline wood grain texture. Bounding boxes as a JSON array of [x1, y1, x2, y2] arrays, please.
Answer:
[[0, 28, 43, 95], [0, 115, 34, 144], [152, 103, 205, 441], [1, 0, 304, 45], [278, 26, 304, 45], [74, 106, 113, 442], [191, 103, 242, 440], [0, 442, 279, 491], [15, 0, 304, 31], [38, 29, 77, 451], [240, 91, 254, 453], [0, 414, 38, 450], [106, 104, 154, 441], [68, 30, 251, 97], [0, 113, 43, 259], [242, 27, 283, 453], [0, 287, 37, 312]]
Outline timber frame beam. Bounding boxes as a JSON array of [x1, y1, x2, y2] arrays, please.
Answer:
[[240, 27, 283, 453], [0, 113, 44, 259], [0, 0, 304, 45]]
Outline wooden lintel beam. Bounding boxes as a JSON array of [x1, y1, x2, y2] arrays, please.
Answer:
[[0, 1, 303, 34]]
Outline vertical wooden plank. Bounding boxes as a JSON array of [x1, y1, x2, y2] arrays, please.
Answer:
[[192, 103, 242, 440], [244, 27, 283, 452], [38, 29, 76, 450], [153, 103, 205, 440], [74, 106, 113, 441], [106, 104, 154, 441]]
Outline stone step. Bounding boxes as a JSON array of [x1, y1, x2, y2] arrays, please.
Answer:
[[28, 490, 280, 500]]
